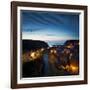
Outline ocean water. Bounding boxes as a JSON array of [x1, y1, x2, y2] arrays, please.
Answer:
[[46, 40, 66, 47]]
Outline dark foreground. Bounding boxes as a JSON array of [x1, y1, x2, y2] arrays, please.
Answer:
[[22, 40, 79, 78]]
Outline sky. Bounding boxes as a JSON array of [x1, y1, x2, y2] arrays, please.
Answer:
[[21, 10, 79, 45]]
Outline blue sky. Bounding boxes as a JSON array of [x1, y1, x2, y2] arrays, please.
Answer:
[[21, 10, 79, 42]]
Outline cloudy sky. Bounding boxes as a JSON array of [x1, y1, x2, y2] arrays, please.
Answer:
[[21, 10, 79, 41]]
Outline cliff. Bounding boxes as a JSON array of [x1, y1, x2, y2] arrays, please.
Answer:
[[22, 39, 49, 53]]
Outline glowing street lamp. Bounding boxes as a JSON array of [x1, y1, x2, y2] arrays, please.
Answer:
[[70, 64, 78, 74]]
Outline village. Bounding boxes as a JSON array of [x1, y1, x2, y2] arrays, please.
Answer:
[[22, 40, 79, 77]]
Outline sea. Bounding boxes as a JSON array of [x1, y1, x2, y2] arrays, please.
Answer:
[[45, 40, 66, 47]]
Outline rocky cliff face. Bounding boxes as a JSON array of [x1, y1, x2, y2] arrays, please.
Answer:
[[22, 40, 49, 53]]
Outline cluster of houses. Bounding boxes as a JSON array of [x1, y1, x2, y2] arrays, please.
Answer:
[[22, 40, 79, 77]]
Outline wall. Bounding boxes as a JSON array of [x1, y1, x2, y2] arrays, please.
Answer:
[[0, 0, 89, 90]]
